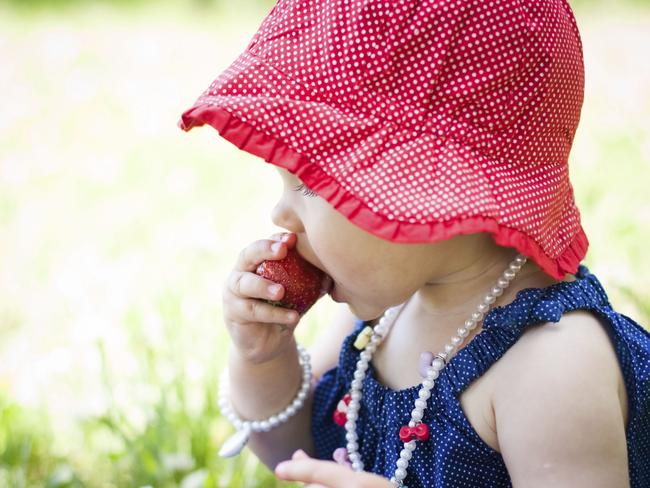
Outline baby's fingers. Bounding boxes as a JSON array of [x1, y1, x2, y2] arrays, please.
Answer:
[[236, 239, 288, 273], [235, 296, 299, 327], [224, 272, 297, 323], [270, 232, 296, 247], [228, 269, 287, 302]]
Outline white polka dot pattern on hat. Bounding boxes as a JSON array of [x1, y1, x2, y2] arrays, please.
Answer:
[[312, 265, 650, 487], [179, 0, 589, 281]]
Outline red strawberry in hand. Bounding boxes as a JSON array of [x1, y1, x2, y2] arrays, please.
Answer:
[[256, 247, 331, 316]]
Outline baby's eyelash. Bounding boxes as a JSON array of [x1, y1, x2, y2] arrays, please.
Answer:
[[293, 183, 318, 197]]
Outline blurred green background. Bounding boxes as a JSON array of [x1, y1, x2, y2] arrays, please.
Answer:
[[0, 0, 649, 486]]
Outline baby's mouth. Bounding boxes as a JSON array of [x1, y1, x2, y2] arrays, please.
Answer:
[[320, 274, 334, 295]]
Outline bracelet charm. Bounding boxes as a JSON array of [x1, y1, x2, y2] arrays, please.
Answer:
[[219, 424, 252, 458]]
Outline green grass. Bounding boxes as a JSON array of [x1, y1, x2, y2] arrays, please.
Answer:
[[0, 2, 648, 487]]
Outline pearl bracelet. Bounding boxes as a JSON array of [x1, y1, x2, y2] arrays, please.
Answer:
[[217, 343, 312, 457]]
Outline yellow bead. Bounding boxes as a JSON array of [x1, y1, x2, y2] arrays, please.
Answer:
[[353, 326, 374, 350]]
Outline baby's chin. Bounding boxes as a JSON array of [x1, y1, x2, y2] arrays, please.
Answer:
[[346, 301, 388, 323]]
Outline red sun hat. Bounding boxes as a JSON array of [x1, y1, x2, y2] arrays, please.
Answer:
[[179, 0, 589, 281]]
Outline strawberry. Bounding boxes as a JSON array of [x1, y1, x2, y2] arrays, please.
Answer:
[[256, 247, 331, 316]]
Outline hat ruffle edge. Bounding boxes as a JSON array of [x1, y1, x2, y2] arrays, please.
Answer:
[[179, 105, 589, 281]]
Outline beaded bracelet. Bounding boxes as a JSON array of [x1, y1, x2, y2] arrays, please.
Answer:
[[217, 343, 312, 457]]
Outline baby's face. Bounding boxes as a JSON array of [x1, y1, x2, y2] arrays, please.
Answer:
[[271, 168, 457, 321]]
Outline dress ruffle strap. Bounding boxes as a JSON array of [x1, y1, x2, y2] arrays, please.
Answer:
[[443, 264, 612, 396]]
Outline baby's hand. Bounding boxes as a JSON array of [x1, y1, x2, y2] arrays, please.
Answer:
[[275, 449, 394, 487], [222, 233, 303, 365]]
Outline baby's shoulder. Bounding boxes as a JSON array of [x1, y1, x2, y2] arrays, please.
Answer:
[[488, 309, 630, 485], [493, 309, 627, 422]]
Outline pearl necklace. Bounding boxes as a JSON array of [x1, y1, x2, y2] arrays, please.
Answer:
[[343, 254, 527, 487]]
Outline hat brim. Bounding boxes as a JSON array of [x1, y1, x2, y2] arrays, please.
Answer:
[[179, 51, 588, 281]]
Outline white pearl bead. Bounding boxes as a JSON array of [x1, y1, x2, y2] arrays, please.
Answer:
[[349, 451, 360, 461], [431, 358, 445, 371], [457, 327, 469, 337], [366, 343, 377, 353], [347, 411, 358, 421], [515, 255, 527, 265], [351, 379, 362, 389], [444, 343, 456, 354], [497, 277, 509, 288], [345, 420, 355, 430], [279, 412, 288, 422], [477, 302, 489, 313], [286, 406, 297, 417], [408, 420, 416, 428], [375, 324, 388, 336], [395, 467, 407, 480], [414, 398, 427, 409], [483, 293, 496, 304], [425, 368, 439, 381], [354, 370, 365, 380], [346, 431, 358, 442], [261, 420, 271, 431], [297, 390, 307, 401], [464, 318, 477, 330], [347, 441, 358, 452], [503, 269, 515, 280], [252, 421, 261, 430], [400, 448, 412, 461], [351, 390, 361, 401], [491, 285, 503, 296], [418, 389, 431, 400], [396, 458, 408, 469], [509, 262, 522, 272], [349, 398, 359, 409], [471, 311, 483, 322], [269, 415, 279, 427], [360, 350, 371, 361], [352, 461, 363, 471], [451, 336, 462, 346], [405, 440, 417, 451], [422, 378, 434, 389], [411, 409, 423, 422]]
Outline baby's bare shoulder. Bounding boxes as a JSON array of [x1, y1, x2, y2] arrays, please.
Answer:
[[495, 309, 624, 388], [490, 310, 630, 487]]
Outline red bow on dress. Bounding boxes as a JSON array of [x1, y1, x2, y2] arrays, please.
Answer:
[[399, 423, 430, 443], [332, 393, 352, 426]]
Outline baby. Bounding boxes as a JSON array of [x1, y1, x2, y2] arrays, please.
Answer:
[[179, 0, 650, 486]]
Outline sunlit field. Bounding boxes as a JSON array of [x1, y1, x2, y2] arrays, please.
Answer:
[[1, 1, 649, 486]]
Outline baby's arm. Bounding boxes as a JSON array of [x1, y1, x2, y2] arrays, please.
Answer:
[[228, 304, 361, 471], [228, 340, 317, 469], [493, 310, 629, 487]]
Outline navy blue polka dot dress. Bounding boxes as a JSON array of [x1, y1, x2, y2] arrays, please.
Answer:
[[311, 264, 650, 487]]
